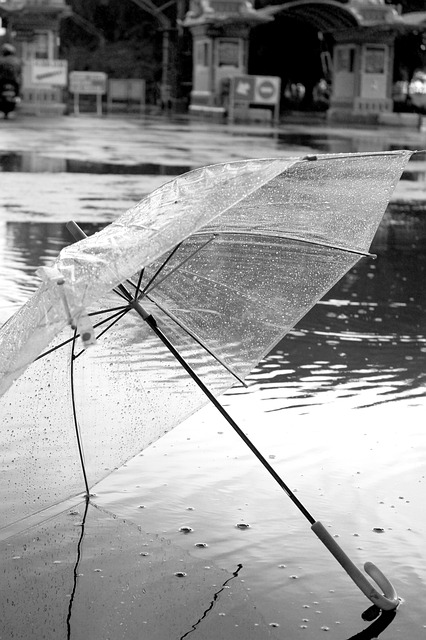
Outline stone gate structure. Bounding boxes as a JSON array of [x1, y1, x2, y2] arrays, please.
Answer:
[[183, 0, 426, 121]]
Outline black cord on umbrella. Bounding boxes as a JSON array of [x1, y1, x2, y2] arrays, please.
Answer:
[[70, 328, 90, 496]]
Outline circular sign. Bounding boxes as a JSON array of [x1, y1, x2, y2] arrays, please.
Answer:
[[257, 80, 276, 99], [254, 77, 280, 105]]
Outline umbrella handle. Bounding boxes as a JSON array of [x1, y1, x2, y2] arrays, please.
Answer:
[[311, 521, 399, 611]]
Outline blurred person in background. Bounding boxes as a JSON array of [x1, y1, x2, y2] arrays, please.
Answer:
[[0, 43, 21, 97]]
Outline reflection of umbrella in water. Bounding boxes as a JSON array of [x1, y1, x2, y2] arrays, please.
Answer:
[[348, 606, 397, 639], [0, 151, 412, 624]]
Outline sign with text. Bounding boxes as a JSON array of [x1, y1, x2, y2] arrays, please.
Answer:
[[69, 71, 108, 95], [30, 60, 68, 86]]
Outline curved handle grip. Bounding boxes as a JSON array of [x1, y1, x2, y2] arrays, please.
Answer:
[[363, 561, 398, 604], [311, 521, 399, 611]]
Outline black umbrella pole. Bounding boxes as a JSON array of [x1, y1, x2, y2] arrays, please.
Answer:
[[130, 300, 315, 525], [132, 302, 400, 611]]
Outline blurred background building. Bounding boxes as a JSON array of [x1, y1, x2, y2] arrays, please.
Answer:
[[0, 0, 425, 121]]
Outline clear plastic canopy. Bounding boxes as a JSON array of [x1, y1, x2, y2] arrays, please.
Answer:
[[0, 150, 412, 532]]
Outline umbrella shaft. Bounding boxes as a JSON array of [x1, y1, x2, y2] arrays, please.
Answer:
[[131, 299, 315, 526], [64, 221, 316, 525]]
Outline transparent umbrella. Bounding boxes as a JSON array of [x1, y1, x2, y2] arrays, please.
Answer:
[[0, 151, 413, 636]]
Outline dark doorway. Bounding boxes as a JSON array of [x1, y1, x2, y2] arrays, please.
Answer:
[[248, 15, 332, 111]]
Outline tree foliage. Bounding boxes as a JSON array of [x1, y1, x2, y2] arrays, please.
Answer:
[[63, 0, 160, 43], [60, 0, 163, 82]]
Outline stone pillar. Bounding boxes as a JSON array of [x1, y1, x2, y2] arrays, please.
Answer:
[[0, 0, 70, 115], [183, 0, 271, 117], [189, 23, 249, 113]]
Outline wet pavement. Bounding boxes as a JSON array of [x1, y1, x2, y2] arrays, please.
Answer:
[[1, 113, 426, 640], [0, 113, 425, 222]]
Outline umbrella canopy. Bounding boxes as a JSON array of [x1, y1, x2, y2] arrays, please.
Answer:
[[0, 150, 412, 532]]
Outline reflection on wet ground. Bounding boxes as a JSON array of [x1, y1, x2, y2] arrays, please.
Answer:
[[275, 134, 425, 156], [227, 230, 426, 414], [1, 121, 425, 226], [2, 213, 425, 638], [401, 168, 426, 181], [0, 499, 260, 640], [0, 151, 191, 176], [0, 147, 424, 179]]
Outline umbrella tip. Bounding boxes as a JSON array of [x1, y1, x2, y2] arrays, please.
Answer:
[[66, 221, 87, 241]]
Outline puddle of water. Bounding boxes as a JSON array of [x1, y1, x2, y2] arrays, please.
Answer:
[[401, 169, 426, 182], [1, 218, 425, 638], [0, 152, 192, 176], [276, 133, 353, 154], [275, 136, 426, 159], [1, 148, 423, 188]]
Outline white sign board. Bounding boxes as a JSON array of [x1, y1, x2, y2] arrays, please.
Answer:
[[229, 75, 281, 123], [231, 75, 280, 106], [254, 76, 280, 105], [69, 71, 108, 96], [30, 60, 68, 87]]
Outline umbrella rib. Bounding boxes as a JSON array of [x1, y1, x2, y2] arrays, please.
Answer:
[[112, 285, 133, 302], [139, 235, 216, 297], [301, 150, 410, 162], [89, 304, 129, 317], [73, 307, 132, 360], [120, 236, 215, 300], [194, 230, 374, 258], [133, 267, 145, 299], [140, 241, 184, 295], [35, 307, 129, 360], [145, 292, 247, 387]]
